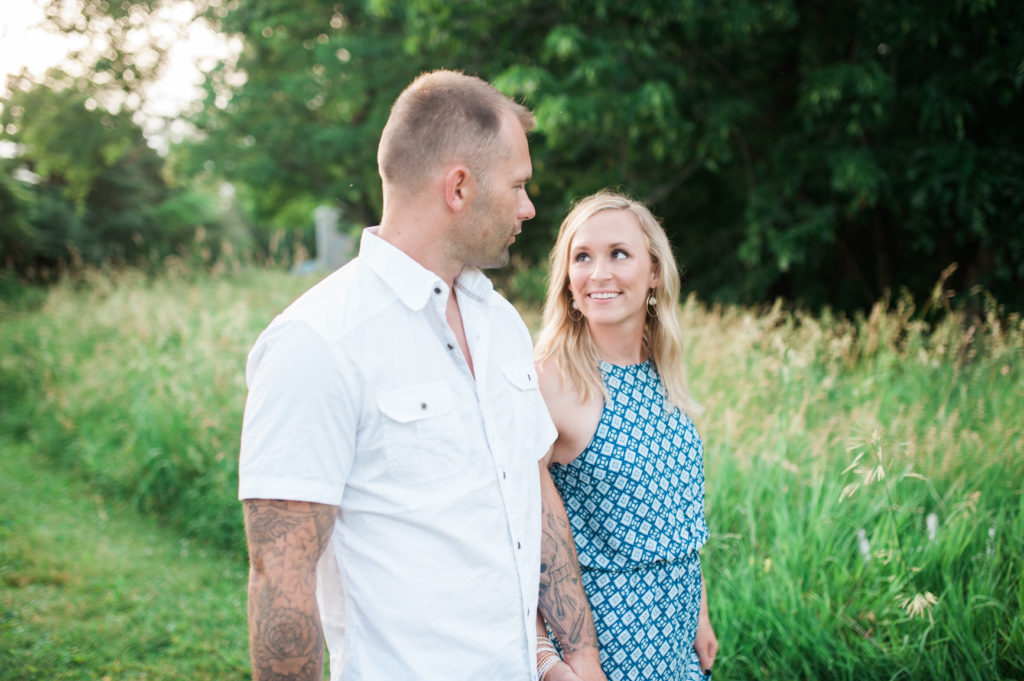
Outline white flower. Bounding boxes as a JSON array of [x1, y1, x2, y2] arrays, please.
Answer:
[[926, 513, 938, 542], [899, 592, 938, 620], [857, 529, 871, 562]]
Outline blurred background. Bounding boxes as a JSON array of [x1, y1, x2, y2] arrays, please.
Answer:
[[2, 0, 1022, 312]]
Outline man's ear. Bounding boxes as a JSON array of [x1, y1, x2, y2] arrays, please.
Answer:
[[443, 165, 474, 213]]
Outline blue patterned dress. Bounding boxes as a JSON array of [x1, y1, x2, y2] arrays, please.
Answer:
[[550, 360, 709, 681]]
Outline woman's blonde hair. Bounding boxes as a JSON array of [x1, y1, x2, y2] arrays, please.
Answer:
[[534, 189, 703, 418]]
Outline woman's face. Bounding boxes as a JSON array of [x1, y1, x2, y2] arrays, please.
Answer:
[[566, 209, 659, 330]]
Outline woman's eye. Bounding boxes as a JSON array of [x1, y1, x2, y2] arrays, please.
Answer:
[[612, 249, 629, 259], [573, 253, 590, 263]]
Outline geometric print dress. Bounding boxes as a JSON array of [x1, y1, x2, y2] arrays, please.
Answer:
[[549, 360, 710, 680]]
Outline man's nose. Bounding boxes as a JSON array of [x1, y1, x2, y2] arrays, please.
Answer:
[[519, 193, 536, 221]]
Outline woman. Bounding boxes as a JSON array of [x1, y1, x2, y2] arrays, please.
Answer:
[[533, 190, 717, 681]]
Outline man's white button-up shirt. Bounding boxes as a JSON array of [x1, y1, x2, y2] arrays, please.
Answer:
[[239, 227, 556, 680]]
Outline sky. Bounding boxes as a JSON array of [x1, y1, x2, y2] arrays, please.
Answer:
[[0, 0, 239, 153], [0, 0, 77, 81]]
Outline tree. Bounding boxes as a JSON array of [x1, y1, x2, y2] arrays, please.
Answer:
[[0, 76, 228, 276], [50, 0, 1023, 310], [0, 80, 155, 271], [0, 1, 246, 278], [187, 0, 420, 237], [737, 0, 1024, 309]]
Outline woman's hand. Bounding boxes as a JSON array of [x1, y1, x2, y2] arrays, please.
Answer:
[[693, 573, 718, 674], [694, 611, 717, 673]]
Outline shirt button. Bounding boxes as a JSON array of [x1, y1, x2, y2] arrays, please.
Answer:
[[517, 541, 521, 549], [502, 471, 507, 479], [447, 343, 454, 350], [433, 287, 442, 294]]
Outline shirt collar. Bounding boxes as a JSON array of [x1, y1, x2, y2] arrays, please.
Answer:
[[359, 226, 495, 310]]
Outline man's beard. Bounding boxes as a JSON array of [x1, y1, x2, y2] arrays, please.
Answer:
[[457, 189, 513, 270]]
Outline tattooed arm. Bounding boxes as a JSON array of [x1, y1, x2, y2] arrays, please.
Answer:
[[538, 461, 606, 681], [243, 498, 339, 681]]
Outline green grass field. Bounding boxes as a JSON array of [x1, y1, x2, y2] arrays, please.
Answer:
[[1, 267, 1021, 679], [0, 436, 250, 680]]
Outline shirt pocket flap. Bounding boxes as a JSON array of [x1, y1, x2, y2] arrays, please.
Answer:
[[377, 381, 453, 423], [502, 361, 539, 391]]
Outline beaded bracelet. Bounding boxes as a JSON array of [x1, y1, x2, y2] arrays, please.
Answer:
[[537, 636, 558, 654], [537, 652, 560, 681]]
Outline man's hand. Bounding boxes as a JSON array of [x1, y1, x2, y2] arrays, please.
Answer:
[[545, 660, 584, 681], [562, 650, 606, 681]]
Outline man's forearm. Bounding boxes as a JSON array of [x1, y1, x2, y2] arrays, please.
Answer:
[[244, 499, 337, 681], [248, 564, 324, 681], [537, 464, 601, 662]]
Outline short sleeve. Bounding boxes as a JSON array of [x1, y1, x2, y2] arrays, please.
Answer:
[[535, 395, 558, 461], [238, 319, 356, 505]]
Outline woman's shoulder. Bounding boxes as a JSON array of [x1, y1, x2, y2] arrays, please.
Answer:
[[536, 355, 590, 408], [536, 355, 604, 466], [536, 355, 565, 395]]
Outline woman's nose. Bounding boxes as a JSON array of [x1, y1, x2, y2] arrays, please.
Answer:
[[590, 257, 611, 279]]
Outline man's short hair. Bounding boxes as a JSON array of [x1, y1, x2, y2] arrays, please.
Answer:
[[378, 70, 535, 193]]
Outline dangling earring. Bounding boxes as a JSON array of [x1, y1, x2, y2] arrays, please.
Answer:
[[568, 295, 583, 322], [646, 290, 658, 319]]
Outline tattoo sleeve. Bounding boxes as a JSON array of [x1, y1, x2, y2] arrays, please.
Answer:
[[537, 462, 601, 656], [244, 499, 338, 681]]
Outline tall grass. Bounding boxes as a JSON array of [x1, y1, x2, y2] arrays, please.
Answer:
[[0, 269, 1020, 678], [679, 294, 1023, 679], [0, 267, 314, 558]]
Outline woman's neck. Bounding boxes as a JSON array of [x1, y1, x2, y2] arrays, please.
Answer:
[[588, 321, 648, 366]]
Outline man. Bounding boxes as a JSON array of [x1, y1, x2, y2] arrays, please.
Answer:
[[239, 70, 604, 680]]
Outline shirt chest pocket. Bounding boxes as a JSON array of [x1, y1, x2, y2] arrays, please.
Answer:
[[501, 361, 542, 451], [376, 381, 466, 483]]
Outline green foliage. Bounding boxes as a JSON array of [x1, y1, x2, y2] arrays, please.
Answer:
[[17, 0, 1024, 310], [177, 0, 1024, 312], [685, 293, 1024, 678], [740, 1, 1024, 310], [0, 268, 314, 558], [0, 162, 40, 269], [40, 0, 177, 97], [3, 83, 134, 208], [0, 78, 249, 278], [0, 269, 1021, 678], [0, 81, 166, 274], [187, 0, 416, 230]]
